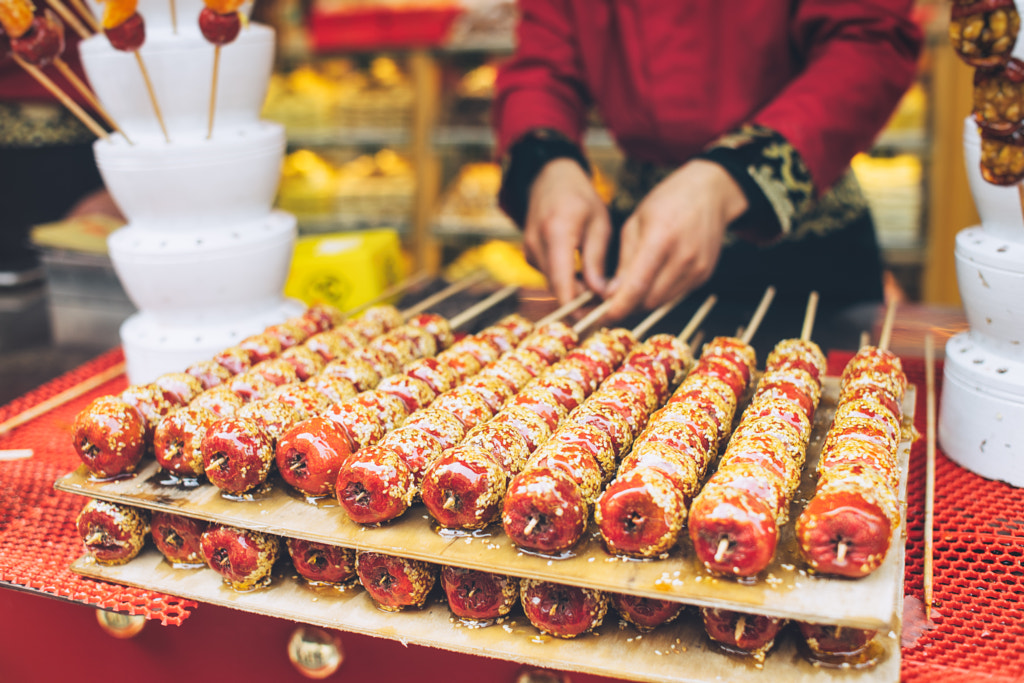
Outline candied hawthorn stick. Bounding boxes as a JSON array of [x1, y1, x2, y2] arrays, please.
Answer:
[[356, 551, 436, 612], [98, 0, 169, 141], [286, 538, 356, 585], [689, 294, 825, 577], [201, 524, 280, 591], [151, 511, 207, 566], [795, 339, 907, 578], [77, 499, 148, 565], [426, 325, 629, 532], [501, 299, 708, 552], [341, 318, 574, 525], [520, 579, 608, 639], [701, 607, 786, 663], [199, 0, 246, 137], [72, 395, 147, 477], [441, 565, 519, 621]]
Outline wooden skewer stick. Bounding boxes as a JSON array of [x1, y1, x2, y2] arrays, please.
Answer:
[[401, 271, 489, 319], [800, 290, 819, 342], [52, 58, 131, 143], [0, 361, 126, 437], [677, 294, 717, 343], [12, 55, 108, 140], [69, 0, 100, 32], [49, 0, 92, 39], [343, 271, 432, 317], [572, 298, 615, 335], [170, 0, 177, 33], [205, 457, 226, 472], [632, 293, 687, 339], [878, 299, 898, 352], [687, 330, 705, 355], [924, 333, 937, 620], [739, 286, 776, 345], [859, 330, 871, 350], [714, 537, 729, 564], [536, 291, 594, 326], [734, 616, 746, 645], [135, 52, 170, 143], [207, 45, 221, 139], [449, 285, 518, 330]]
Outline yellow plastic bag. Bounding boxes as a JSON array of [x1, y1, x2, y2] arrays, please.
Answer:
[[285, 229, 406, 311]]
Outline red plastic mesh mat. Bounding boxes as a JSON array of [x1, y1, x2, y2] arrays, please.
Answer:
[[0, 348, 196, 626], [3, 348, 1024, 677]]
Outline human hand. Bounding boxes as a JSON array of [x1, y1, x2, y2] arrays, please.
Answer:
[[601, 159, 748, 321], [523, 158, 612, 305]]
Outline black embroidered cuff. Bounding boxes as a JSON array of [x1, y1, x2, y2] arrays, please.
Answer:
[[498, 128, 591, 228], [693, 124, 816, 245]]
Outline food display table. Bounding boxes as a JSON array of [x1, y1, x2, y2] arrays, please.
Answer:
[[1, 302, 1022, 682]]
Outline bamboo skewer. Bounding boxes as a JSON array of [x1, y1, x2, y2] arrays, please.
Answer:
[[344, 272, 432, 317], [739, 286, 776, 345], [924, 333, 937, 620], [631, 293, 686, 339], [52, 58, 131, 143], [48, 0, 92, 39], [448, 285, 518, 330], [135, 52, 170, 142], [677, 294, 717, 343], [878, 300, 898, 352], [170, 0, 177, 33], [536, 291, 594, 326], [687, 330, 705, 355], [800, 290, 819, 342], [207, 45, 221, 139], [401, 271, 489, 319], [572, 299, 615, 335], [0, 362, 126, 437], [859, 330, 871, 350], [12, 55, 108, 140], [69, 0, 100, 32]]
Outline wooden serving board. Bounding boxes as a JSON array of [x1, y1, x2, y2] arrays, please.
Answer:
[[72, 548, 902, 683], [57, 379, 914, 630]]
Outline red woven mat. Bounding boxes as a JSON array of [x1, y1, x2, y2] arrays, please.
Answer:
[[825, 351, 1024, 683], [0, 349, 196, 626]]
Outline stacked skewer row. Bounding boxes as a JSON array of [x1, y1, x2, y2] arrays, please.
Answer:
[[66, 277, 910, 672]]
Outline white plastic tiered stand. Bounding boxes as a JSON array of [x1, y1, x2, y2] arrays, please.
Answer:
[[79, 0, 300, 383], [938, 118, 1024, 486]]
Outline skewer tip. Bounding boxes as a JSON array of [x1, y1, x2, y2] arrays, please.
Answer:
[[714, 537, 729, 564]]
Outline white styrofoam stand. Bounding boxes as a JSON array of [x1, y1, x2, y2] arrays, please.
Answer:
[[120, 298, 304, 384], [94, 122, 285, 230], [963, 117, 1024, 242], [955, 226, 1024, 358], [939, 332, 1024, 487], [108, 211, 296, 316], [83, 10, 297, 384]]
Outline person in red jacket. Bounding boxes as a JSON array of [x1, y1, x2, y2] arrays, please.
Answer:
[[494, 1, 923, 323]]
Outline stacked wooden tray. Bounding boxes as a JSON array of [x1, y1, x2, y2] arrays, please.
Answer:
[[56, 378, 914, 683]]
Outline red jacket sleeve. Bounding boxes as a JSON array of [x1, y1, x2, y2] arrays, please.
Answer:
[[492, 0, 591, 158], [752, 0, 923, 192]]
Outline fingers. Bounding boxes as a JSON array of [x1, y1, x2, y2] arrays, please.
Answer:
[[545, 216, 584, 305], [603, 217, 669, 322], [581, 209, 612, 296]]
